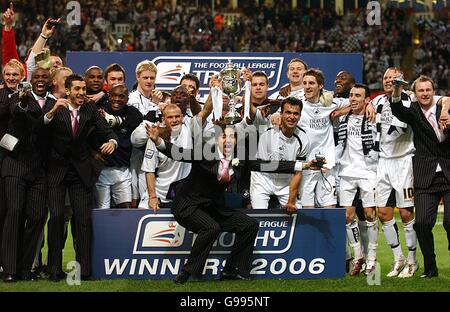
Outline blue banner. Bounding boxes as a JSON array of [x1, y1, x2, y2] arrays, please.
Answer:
[[67, 52, 362, 101], [92, 208, 346, 280]]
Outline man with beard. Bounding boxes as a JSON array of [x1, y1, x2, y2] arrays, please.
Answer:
[[1, 67, 55, 282], [94, 84, 142, 209]]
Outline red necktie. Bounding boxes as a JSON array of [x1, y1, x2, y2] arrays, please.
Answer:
[[71, 109, 79, 137], [218, 159, 231, 183], [425, 110, 443, 142], [38, 98, 45, 108]]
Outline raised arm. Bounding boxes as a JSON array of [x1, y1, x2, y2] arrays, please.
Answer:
[[439, 97, 450, 130], [31, 18, 60, 55], [195, 92, 213, 125], [2, 3, 20, 65], [390, 84, 414, 124]]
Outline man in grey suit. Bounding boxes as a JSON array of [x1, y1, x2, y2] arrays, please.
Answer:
[[390, 75, 450, 278], [146, 122, 320, 284]]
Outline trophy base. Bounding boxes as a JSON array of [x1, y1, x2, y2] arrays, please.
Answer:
[[224, 114, 242, 125]]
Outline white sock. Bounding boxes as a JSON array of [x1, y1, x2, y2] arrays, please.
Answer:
[[382, 218, 404, 261], [366, 219, 378, 262], [358, 220, 369, 258], [346, 238, 352, 261], [403, 219, 417, 264], [346, 220, 363, 259]]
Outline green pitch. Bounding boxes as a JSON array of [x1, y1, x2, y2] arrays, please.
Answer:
[[1, 211, 449, 292]]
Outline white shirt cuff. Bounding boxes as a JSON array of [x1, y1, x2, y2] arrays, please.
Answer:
[[294, 161, 303, 172], [392, 96, 402, 103], [109, 139, 118, 149], [156, 139, 166, 150], [44, 113, 53, 124]]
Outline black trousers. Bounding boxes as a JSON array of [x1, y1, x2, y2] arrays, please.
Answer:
[[0, 176, 5, 269], [0, 155, 5, 268], [175, 207, 259, 276], [1, 175, 47, 274], [414, 172, 450, 273], [47, 166, 93, 276]]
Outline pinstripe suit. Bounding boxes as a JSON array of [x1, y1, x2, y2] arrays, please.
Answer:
[[391, 99, 450, 274], [159, 140, 298, 276], [0, 93, 54, 275], [45, 101, 118, 276], [0, 86, 15, 271]]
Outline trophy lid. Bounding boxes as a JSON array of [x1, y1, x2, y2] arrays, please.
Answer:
[[225, 59, 233, 69]]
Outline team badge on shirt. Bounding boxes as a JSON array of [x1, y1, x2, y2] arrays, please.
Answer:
[[144, 148, 155, 159]]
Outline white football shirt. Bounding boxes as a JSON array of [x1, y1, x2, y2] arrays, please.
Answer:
[[371, 94, 415, 159], [252, 127, 309, 187], [337, 115, 377, 179], [299, 97, 348, 172]]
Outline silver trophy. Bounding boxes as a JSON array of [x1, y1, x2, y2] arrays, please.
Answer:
[[393, 74, 409, 88], [220, 59, 242, 124]]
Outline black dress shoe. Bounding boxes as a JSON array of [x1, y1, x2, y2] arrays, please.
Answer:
[[219, 267, 249, 281], [20, 270, 39, 281], [48, 271, 67, 282], [420, 268, 438, 278], [2, 274, 17, 283], [173, 270, 190, 284], [81, 274, 96, 281]]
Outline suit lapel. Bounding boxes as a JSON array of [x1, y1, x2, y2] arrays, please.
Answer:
[[43, 98, 55, 113], [27, 95, 41, 113], [419, 104, 442, 142], [61, 108, 72, 137], [76, 105, 87, 138], [436, 105, 442, 121]]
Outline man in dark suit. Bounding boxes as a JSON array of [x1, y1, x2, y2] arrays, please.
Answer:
[[44, 74, 118, 281], [1, 67, 54, 282], [0, 59, 26, 276], [146, 122, 319, 284], [390, 75, 450, 278]]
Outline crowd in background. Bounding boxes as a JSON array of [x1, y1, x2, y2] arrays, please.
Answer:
[[2, 1, 448, 94], [1, 1, 450, 283]]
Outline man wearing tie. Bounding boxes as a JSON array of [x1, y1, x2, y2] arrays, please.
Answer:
[[390, 75, 450, 278], [146, 122, 319, 284], [44, 74, 118, 281], [1, 67, 54, 281]]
